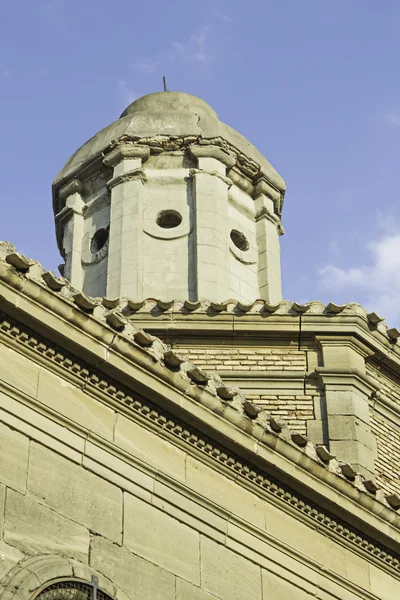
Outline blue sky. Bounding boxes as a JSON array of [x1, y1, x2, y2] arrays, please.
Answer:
[[2, 1, 400, 324]]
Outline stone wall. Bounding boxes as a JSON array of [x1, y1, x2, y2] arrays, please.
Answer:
[[1, 338, 399, 600]]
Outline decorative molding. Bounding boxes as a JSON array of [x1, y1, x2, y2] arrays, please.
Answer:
[[106, 169, 147, 190], [58, 179, 82, 202], [189, 144, 236, 167], [1, 312, 400, 574], [255, 205, 284, 235], [189, 168, 232, 187], [102, 143, 150, 167]]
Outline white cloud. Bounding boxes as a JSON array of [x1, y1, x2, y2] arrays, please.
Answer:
[[319, 227, 400, 324], [385, 113, 400, 127], [117, 79, 137, 105], [134, 57, 159, 74], [190, 25, 213, 65]]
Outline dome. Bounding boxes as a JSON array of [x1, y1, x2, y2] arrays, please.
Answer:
[[53, 91, 285, 191]]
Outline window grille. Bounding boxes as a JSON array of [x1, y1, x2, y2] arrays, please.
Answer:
[[33, 577, 113, 600]]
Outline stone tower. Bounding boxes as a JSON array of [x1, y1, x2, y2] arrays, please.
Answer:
[[53, 92, 286, 303]]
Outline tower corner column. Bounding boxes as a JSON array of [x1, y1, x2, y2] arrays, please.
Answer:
[[103, 143, 150, 299]]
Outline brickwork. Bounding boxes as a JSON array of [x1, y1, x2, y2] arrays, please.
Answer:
[[366, 364, 400, 497], [174, 346, 312, 433], [244, 394, 314, 434], [370, 414, 400, 497], [174, 347, 307, 372]]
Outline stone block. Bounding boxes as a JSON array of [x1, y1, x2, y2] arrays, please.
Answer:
[[306, 419, 327, 445], [200, 536, 262, 600], [328, 415, 375, 449], [176, 579, 220, 600], [0, 540, 24, 581], [90, 536, 175, 600], [321, 344, 365, 372], [37, 369, 115, 440], [124, 493, 200, 583], [27, 442, 122, 542], [0, 421, 29, 493], [325, 390, 370, 423], [370, 563, 399, 600], [0, 343, 39, 398], [262, 569, 315, 600], [114, 414, 186, 482], [0, 392, 83, 464], [4, 488, 89, 562], [185, 456, 265, 529], [329, 440, 375, 476], [344, 549, 370, 590], [0, 485, 4, 535]]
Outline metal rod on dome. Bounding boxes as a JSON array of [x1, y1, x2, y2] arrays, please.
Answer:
[[163, 76, 168, 91]]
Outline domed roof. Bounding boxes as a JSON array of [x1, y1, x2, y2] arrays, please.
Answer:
[[53, 91, 285, 191]]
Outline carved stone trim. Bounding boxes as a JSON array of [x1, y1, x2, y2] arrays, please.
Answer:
[[106, 169, 147, 190], [255, 205, 284, 235], [189, 168, 232, 187], [189, 144, 236, 167], [102, 143, 150, 167], [1, 312, 400, 574], [58, 179, 82, 202]]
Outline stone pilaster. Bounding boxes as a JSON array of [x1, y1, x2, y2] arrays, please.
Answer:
[[189, 145, 235, 301], [57, 179, 84, 289], [103, 144, 149, 299], [315, 336, 377, 479], [253, 179, 283, 304]]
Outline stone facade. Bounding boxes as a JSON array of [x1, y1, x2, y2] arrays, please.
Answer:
[[1, 91, 400, 600], [1, 253, 400, 600]]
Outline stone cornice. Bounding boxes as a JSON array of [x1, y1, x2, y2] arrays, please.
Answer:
[[53, 136, 285, 219]]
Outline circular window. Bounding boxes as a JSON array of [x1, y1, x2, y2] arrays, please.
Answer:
[[230, 229, 249, 252], [156, 210, 182, 229], [91, 228, 109, 253]]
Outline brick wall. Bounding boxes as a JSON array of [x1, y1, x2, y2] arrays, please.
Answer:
[[174, 347, 307, 372], [367, 364, 400, 497], [244, 393, 315, 433], [175, 346, 313, 433], [370, 414, 400, 497]]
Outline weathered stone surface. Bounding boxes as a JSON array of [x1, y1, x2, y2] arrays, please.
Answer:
[[0, 485, 5, 534], [124, 493, 200, 584], [0, 540, 24, 581], [90, 536, 175, 600], [262, 569, 315, 600], [185, 456, 265, 529], [27, 442, 122, 542], [0, 422, 29, 493], [115, 414, 186, 481], [37, 368, 115, 440], [0, 343, 39, 398], [344, 549, 371, 589], [200, 537, 262, 600], [4, 489, 89, 562], [176, 579, 221, 600]]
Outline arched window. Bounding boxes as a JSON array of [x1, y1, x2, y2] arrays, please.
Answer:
[[33, 579, 114, 600]]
